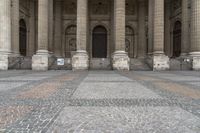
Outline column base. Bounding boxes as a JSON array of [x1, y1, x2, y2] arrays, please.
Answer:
[[190, 52, 200, 71], [72, 50, 89, 71], [112, 51, 130, 71], [32, 50, 49, 71], [153, 52, 169, 71], [0, 54, 9, 70]]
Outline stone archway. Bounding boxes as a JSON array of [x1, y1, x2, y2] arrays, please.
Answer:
[[19, 19, 27, 56], [173, 21, 181, 58], [92, 26, 107, 58], [65, 25, 77, 58]]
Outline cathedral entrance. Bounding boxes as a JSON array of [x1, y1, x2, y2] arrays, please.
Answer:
[[19, 19, 27, 56], [92, 26, 107, 58], [90, 26, 110, 69]]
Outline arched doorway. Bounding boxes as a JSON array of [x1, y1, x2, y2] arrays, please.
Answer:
[[125, 26, 134, 58], [92, 26, 107, 58], [65, 25, 77, 58], [173, 21, 181, 57], [19, 19, 27, 56]]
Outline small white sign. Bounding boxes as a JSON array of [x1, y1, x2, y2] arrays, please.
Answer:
[[57, 58, 65, 66]]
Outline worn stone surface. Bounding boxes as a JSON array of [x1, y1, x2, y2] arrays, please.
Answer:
[[72, 51, 89, 71], [153, 54, 170, 71], [0, 70, 199, 132], [192, 56, 200, 71], [112, 51, 130, 70]]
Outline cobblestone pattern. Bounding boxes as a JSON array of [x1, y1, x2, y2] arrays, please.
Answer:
[[0, 70, 199, 132], [0, 71, 87, 132]]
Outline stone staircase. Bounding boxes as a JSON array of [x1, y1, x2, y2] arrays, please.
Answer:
[[9, 56, 32, 70], [90, 58, 112, 70], [49, 58, 72, 70], [130, 58, 152, 71]]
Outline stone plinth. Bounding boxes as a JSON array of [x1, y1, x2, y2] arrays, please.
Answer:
[[190, 52, 200, 70], [32, 50, 49, 71], [153, 53, 169, 71], [112, 51, 130, 71], [0, 53, 9, 70], [72, 50, 89, 71]]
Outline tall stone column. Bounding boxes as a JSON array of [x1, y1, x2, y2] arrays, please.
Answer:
[[32, 0, 50, 70], [112, 0, 130, 70], [190, 0, 200, 70], [181, 0, 189, 56], [138, 0, 146, 57], [11, 0, 19, 56], [72, 0, 89, 70], [153, 0, 169, 71], [0, 0, 11, 70], [148, 0, 154, 55]]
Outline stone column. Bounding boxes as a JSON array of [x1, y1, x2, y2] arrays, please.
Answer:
[[32, 0, 50, 70], [11, 0, 19, 56], [138, 0, 146, 57], [181, 0, 189, 56], [153, 0, 169, 71], [190, 0, 200, 70], [72, 0, 89, 70], [0, 0, 11, 70], [112, 0, 130, 70], [148, 0, 154, 55]]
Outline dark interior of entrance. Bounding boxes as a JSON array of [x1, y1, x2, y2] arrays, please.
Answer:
[[173, 21, 181, 58], [19, 19, 27, 56], [92, 26, 107, 58]]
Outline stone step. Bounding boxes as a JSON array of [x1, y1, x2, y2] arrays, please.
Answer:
[[9, 56, 32, 70], [90, 58, 112, 70], [130, 58, 152, 71]]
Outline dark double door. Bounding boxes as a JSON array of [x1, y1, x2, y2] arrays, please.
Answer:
[[19, 20, 27, 56], [92, 26, 107, 58]]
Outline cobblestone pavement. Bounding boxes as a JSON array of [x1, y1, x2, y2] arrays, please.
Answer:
[[0, 70, 199, 133]]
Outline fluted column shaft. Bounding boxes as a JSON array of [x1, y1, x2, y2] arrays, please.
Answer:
[[153, 0, 164, 54], [114, 0, 126, 51], [0, 0, 11, 54], [11, 0, 19, 55], [76, 0, 88, 51], [181, 0, 189, 55], [37, 0, 49, 51], [190, 0, 200, 53]]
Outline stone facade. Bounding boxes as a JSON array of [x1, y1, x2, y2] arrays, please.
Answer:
[[0, 0, 199, 71]]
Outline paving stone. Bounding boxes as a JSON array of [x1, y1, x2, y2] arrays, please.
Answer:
[[0, 70, 199, 132]]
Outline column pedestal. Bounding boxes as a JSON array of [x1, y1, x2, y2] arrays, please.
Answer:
[[0, 52, 9, 70], [32, 50, 49, 71], [153, 52, 169, 71], [190, 52, 200, 70], [72, 50, 89, 71], [112, 51, 130, 71]]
